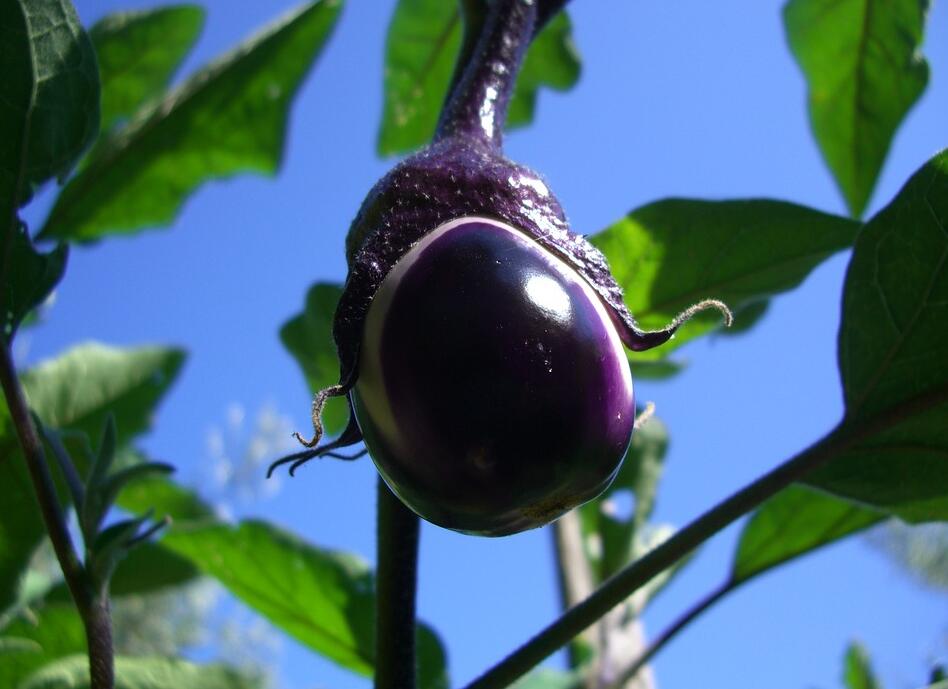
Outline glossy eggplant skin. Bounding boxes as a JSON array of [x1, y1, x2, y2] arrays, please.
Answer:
[[351, 218, 635, 536]]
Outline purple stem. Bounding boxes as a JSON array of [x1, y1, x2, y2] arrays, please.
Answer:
[[435, 0, 538, 148]]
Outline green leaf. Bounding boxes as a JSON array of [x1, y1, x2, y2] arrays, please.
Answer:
[[19, 654, 261, 689], [732, 485, 883, 584], [804, 151, 948, 522], [377, 1, 579, 155], [591, 199, 861, 359], [0, 604, 85, 689], [21, 343, 186, 445], [0, 225, 67, 344], [114, 473, 214, 523], [0, 0, 99, 205], [163, 519, 448, 686], [0, 452, 43, 616], [90, 5, 205, 131], [38, 0, 343, 242], [843, 642, 882, 689], [46, 542, 199, 603], [784, 0, 930, 217], [280, 282, 347, 434]]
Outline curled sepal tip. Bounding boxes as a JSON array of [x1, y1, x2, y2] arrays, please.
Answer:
[[267, 404, 364, 478], [619, 298, 734, 351]]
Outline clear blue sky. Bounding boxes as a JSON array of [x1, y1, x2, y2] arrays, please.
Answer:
[[21, 0, 948, 688]]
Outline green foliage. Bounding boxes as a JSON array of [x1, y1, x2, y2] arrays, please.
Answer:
[[843, 642, 881, 689], [280, 282, 348, 434], [805, 150, 948, 521], [784, 0, 930, 217], [0, 603, 85, 689], [732, 486, 883, 583], [377, 0, 579, 155], [591, 199, 861, 361], [19, 654, 261, 689], [0, 226, 67, 344], [20, 343, 185, 444], [0, 0, 99, 207], [38, 0, 343, 241], [162, 519, 449, 688], [90, 5, 205, 131]]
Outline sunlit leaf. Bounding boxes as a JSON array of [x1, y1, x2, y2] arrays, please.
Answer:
[[732, 485, 883, 583], [784, 0, 930, 217], [90, 5, 205, 130], [19, 654, 260, 689], [804, 150, 948, 521], [20, 343, 185, 445], [378, 0, 579, 155], [163, 519, 448, 687], [39, 0, 343, 241], [591, 199, 860, 359]]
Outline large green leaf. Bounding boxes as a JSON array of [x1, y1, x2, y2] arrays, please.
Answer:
[[0, 450, 44, 616], [0, 604, 85, 689], [591, 199, 861, 359], [804, 151, 948, 522], [0, 0, 99, 206], [732, 485, 883, 583], [784, 0, 930, 217], [162, 519, 448, 687], [38, 0, 343, 241], [280, 282, 347, 434], [20, 343, 185, 445], [377, 1, 579, 155], [90, 5, 205, 131], [19, 655, 260, 689]]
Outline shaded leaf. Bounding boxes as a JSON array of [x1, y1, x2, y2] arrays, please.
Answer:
[[511, 669, 582, 689], [629, 357, 686, 381], [20, 654, 260, 689], [591, 199, 861, 359], [0, 604, 85, 689], [90, 5, 205, 130], [843, 642, 881, 689], [804, 151, 948, 521], [732, 485, 883, 583], [21, 343, 185, 445], [784, 0, 930, 217], [0, 450, 43, 615], [0, 225, 67, 344], [39, 0, 343, 241], [114, 473, 214, 523], [0, 0, 99, 205], [163, 519, 448, 686], [378, 1, 579, 155], [280, 282, 347, 434]]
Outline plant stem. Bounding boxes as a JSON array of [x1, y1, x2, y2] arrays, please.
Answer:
[[375, 478, 421, 689], [605, 581, 736, 689], [551, 512, 598, 681], [461, 432, 842, 689], [435, 0, 537, 147], [0, 344, 113, 689]]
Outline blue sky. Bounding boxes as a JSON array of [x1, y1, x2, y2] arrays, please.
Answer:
[[20, 0, 948, 688]]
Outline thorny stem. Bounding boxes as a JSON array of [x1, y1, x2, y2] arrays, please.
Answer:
[[0, 345, 114, 689], [375, 478, 421, 689], [461, 429, 849, 689]]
